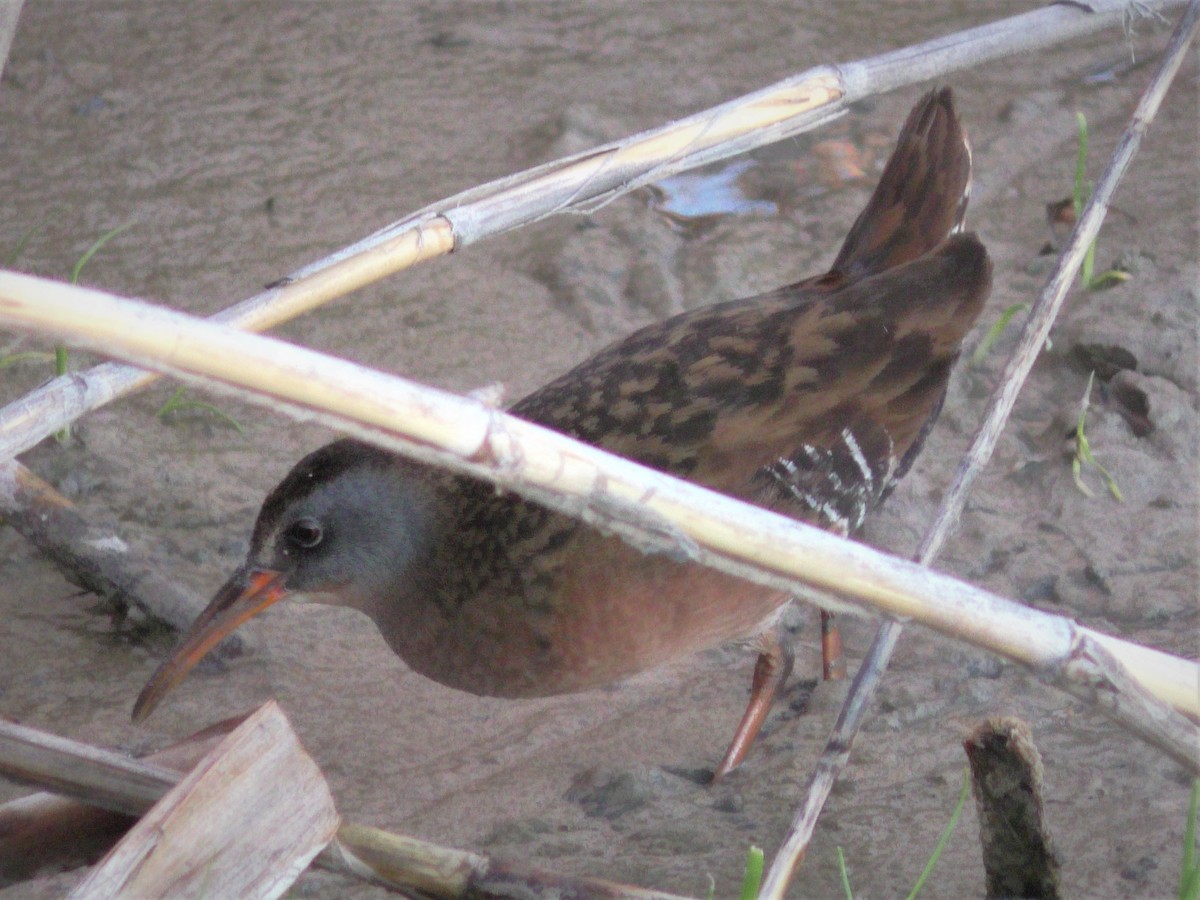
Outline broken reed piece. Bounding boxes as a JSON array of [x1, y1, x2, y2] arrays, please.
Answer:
[[0, 714, 246, 885], [66, 701, 338, 899], [330, 824, 696, 899], [0, 713, 693, 899], [964, 717, 1062, 900]]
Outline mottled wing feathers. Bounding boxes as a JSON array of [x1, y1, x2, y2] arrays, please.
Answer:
[[512, 233, 990, 520], [753, 416, 897, 536], [746, 233, 990, 530], [511, 286, 804, 485], [435, 88, 989, 607], [830, 87, 972, 282]]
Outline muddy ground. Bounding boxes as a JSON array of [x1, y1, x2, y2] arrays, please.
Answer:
[[1, 2, 1197, 897]]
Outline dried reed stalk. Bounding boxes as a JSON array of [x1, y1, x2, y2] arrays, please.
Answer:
[[0, 715, 245, 884], [0, 1, 24, 77], [0, 271, 1196, 774]]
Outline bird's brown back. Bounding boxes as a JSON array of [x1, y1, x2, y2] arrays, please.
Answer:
[[384, 89, 992, 696], [511, 88, 986, 522]]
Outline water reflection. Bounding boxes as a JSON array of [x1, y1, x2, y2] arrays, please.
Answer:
[[646, 158, 778, 226]]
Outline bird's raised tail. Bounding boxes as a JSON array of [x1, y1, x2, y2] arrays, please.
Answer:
[[829, 87, 973, 282]]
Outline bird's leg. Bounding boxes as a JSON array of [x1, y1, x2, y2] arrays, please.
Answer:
[[821, 520, 850, 681], [712, 622, 795, 781], [821, 609, 846, 680]]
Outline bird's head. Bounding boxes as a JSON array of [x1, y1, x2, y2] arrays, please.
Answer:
[[132, 439, 432, 722]]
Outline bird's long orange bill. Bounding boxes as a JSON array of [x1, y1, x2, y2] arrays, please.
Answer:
[[132, 567, 289, 722]]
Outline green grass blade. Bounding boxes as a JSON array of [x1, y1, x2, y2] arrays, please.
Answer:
[[1072, 112, 1099, 289], [1181, 780, 1200, 900], [53, 221, 134, 444], [4, 216, 52, 268], [1087, 268, 1132, 290], [1183, 867, 1200, 900], [156, 387, 246, 434], [907, 768, 970, 900], [69, 221, 134, 284], [837, 846, 853, 900], [1072, 371, 1123, 501], [1081, 216, 1096, 287], [155, 387, 189, 417], [1073, 112, 1089, 218], [738, 846, 764, 900], [0, 351, 55, 370], [971, 302, 1029, 365]]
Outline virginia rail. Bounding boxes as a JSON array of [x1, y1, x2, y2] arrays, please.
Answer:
[[134, 88, 991, 778]]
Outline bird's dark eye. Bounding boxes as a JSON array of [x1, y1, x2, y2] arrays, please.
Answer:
[[285, 518, 323, 550]]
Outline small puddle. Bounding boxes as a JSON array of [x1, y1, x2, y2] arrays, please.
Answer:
[[645, 158, 778, 226], [644, 138, 874, 233]]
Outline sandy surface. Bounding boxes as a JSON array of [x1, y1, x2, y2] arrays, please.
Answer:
[[1, 2, 1197, 897]]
